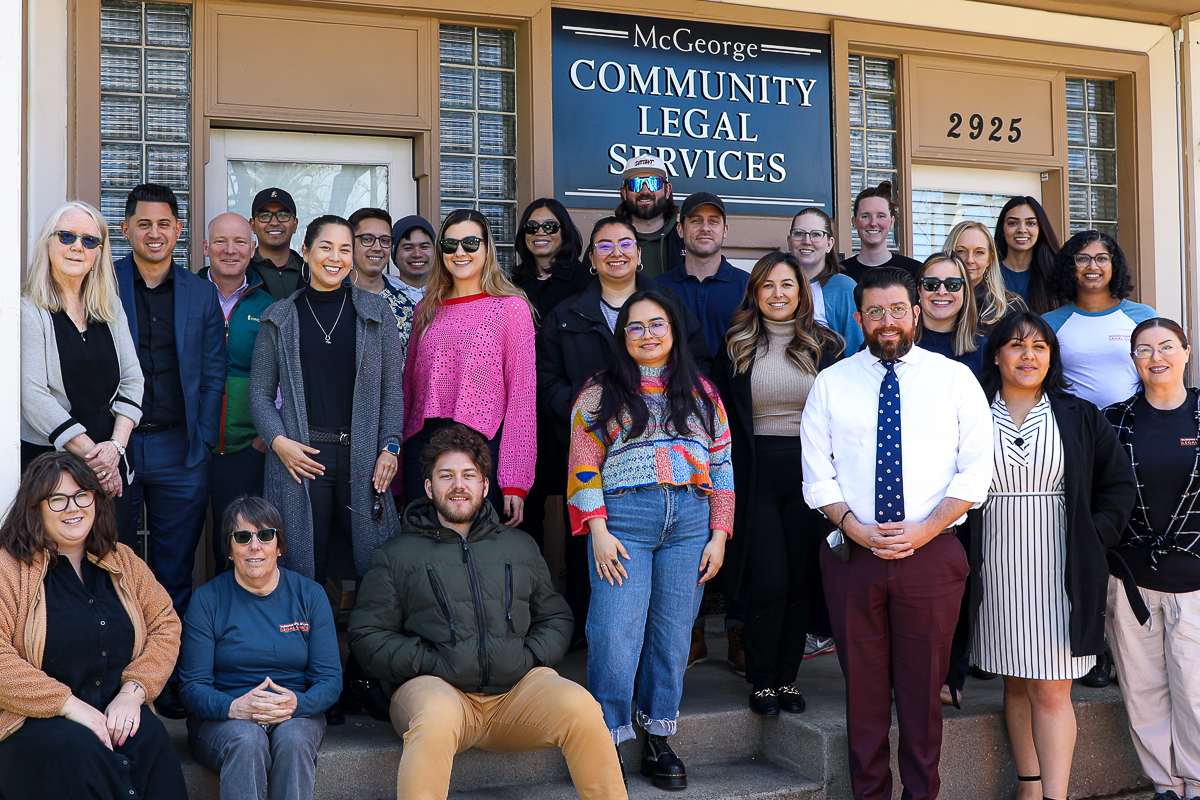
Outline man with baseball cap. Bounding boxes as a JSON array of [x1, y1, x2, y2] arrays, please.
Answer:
[[248, 187, 303, 299], [614, 154, 683, 279], [390, 214, 436, 305]]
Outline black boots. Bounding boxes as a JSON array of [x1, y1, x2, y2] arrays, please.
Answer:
[[640, 733, 687, 790]]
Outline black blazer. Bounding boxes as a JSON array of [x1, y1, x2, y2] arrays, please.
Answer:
[[967, 390, 1135, 657], [711, 331, 841, 595], [516, 260, 593, 327], [536, 275, 712, 444]]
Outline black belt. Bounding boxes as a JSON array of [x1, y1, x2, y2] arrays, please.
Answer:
[[132, 421, 182, 434], [309, 428, 351, 446]]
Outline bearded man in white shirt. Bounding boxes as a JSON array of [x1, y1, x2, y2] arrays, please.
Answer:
[[800, 266, 994, 800]]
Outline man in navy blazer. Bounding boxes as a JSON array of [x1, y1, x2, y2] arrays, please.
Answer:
[[113, 184, 226, 714]]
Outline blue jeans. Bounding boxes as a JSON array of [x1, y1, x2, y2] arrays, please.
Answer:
[[586, 484, 710, 744], [187, 716, 325, 800]]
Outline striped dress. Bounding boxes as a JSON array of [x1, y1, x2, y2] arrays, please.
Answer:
[[972, 395, 1096, 679]]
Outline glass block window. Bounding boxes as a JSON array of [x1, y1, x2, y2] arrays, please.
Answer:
[[439, 25, 518, 270], [847, 55, 899, 251], [1066, 78, 1117, 238], [100, 1, 192, 267], [911, 190, 1015, 261]]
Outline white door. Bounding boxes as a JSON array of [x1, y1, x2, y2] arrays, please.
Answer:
[[205, 129, 418, 259], [910, 165, 1044, 260]]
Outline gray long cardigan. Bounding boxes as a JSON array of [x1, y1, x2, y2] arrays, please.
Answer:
[[248, 286, 404, 578]]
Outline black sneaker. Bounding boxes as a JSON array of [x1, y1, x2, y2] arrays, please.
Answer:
[[1152, 791, 1182, 800], [1079, 649, 1112, 689], [640, 733, 687, 791]]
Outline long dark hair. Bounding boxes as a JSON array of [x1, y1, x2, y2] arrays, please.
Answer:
[[586, 290, 717, 443], [1050, 230, 1134, 303], [0, 452, 117, 565], [994, 197, 1061, 315], [979, 310, 1071, 402], [513, 198, 583, 283]]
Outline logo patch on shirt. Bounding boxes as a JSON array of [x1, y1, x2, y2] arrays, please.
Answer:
[[279, 621, 310, 633], [247, 314, 260, 322], [1182, 438, 1197, 447], [1109, 334, 1131, 342]]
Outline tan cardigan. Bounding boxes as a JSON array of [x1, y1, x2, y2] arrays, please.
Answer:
[[0, 543, 180, 742]]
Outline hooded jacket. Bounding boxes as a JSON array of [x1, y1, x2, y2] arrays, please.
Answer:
[[348, 498, 572, 695]]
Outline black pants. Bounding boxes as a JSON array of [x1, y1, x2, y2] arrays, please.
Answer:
[[744, 436, 826, 688], [308, 433, 353, 585], [402, 418, 502, 515], [209, 444, 266, 572]]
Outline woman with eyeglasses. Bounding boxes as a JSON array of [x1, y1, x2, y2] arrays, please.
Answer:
[[20, 202, 143, 499], [785, 207, 863, 355], [943, 220, 1026, 336], [995, 197, 1062, 314], [249, 214, 403, 588], [568, 290, 732, 790], [712, 252, 842, 716], [1043, 230, 1157, 410], [402, 208, 536, 525], [914, 252, 986, 376], [539, 217, 710, 646], [180, 495, 341, 800], [971, 311, 1134, 800], [0, 451, 186, 800], [1104, 318, 1200, 800]]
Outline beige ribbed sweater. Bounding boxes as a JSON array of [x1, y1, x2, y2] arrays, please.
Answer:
[[751, 319, 816, 436]]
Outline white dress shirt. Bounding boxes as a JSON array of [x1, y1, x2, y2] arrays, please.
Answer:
[[801, 345, 994, 528]]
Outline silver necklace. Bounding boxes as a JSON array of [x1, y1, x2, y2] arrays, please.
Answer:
[[305, 292, 347, 345]]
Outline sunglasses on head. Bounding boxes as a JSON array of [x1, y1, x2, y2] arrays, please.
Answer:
[[918, 277, 965, 293], [230, 528, 278, 545], [626, 176, 664, 193], [55, 231, 103, 250], [523, 220, 561, 235], [439, 236, 484, 254]]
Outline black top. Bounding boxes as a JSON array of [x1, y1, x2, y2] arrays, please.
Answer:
[[50, 311, 120, 443], [916, 327, 986, 378], [42, 557, 136, 709], [841, 252, 923, 283], [515, 261, 592, 326], [133, 271, 185, 426], [298, 284, 355, 429], [1126, 392, 1200, 593]]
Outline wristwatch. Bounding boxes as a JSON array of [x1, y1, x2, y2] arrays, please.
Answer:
[[109, 439, 126, 457], [383, 442, 400, 456]]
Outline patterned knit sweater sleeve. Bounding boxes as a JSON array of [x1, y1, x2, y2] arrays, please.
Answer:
[[497, 297, 538, 496], [566, 381, 609, 536], [703, 376, 736, 535]]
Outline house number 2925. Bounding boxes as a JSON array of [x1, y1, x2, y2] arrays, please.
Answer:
[[947, 113, 1022, 143]]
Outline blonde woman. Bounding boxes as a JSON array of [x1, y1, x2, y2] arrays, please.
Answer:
[[402, 208, 537, 525], [914, 251, 985, 376], [943, 220, 1025, 335], [20, 201, 142, 498]]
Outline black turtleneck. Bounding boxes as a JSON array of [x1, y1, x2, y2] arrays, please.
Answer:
[[298, 283, 355, 429]]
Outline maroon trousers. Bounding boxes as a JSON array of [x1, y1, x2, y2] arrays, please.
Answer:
[[820, 533, 968, 800]]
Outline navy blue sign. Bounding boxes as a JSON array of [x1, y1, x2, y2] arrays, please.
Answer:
[[552, 8, 832, 215]]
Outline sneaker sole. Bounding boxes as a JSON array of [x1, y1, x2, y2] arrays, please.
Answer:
[[803, 647, 836, 661], [686, 655, 709, 669]]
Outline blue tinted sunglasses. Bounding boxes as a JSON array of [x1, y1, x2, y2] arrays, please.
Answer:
[[626, 176, 664, 193]]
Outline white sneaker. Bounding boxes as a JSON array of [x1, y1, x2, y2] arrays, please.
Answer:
[[803, 634, 836, 660]]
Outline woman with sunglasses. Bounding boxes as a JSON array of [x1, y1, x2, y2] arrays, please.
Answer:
[[970, 311, 1134, 800], [539, 217, 710, 646], [0, 451, 186, 799], [180, 495, 341, 800], [1043, 230, 1157, 410], [568, 290, 732, 790], [402, 208, 536, 525], [249, 214, 403, 588], [712, 252, 842, 716], [943, 220, 1026, 336], [914, 252, 986, 376], [1104, 319, 1200, 800], [995, 197, 1062, 314], [20, 202, 143, 499]]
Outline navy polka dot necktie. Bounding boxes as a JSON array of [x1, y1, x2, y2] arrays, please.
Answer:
[[875, 360, 904, 523]]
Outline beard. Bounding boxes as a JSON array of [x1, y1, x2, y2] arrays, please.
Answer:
[[865, 325, 915, 361], [627, 194, 668, 221], [434, 492, 483, 525]]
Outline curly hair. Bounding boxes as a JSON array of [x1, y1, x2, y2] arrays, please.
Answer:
[[0, 452, 117, 565], [419, 424, 494, 482], [1049, 230, 1134, 303]]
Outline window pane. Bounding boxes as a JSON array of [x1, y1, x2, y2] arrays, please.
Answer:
[[101, 46, 141, 92], [145, 48, 189, 95], [440, 66, 474, 110], [101, 1, 142, 45], [144, 3, 191, 47], [439, 26, 475, 64]]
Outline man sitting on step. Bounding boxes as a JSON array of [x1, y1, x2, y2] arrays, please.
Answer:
[[349, 424, 627, 800]]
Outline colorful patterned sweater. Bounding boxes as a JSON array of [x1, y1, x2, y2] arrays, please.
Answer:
[[402, 293, 537, 496], [567, 365, 735, 536]]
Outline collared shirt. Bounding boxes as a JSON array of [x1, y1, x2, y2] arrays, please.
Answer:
[[378, 274, 419, 356], [396, 280, 425, 306], [250, 248, 304, 300], [133, 268, 186, 426], [208, 272, 249, 320], [655, 256, 750, 356], [800, 345, 993, 527]]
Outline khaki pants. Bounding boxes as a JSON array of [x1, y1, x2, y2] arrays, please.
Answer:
[[390, 667, 627, 800], [1107, 575, 1200, 797]]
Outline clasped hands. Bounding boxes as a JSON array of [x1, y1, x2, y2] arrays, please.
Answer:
[[227, 677, 298, 724], [845, 517, 941, 560]]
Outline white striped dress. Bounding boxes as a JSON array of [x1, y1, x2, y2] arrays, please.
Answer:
[[972, 395, 1096, 679]]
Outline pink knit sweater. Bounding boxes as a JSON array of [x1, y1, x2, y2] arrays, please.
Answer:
[[402, 293, 537, 496]]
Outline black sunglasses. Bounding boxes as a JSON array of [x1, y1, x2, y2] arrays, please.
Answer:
[[523, 220, 561, 235], [230, 528, 278, 545], [439, 236, 484, 254], [55, 230, 103, 250], [918, 277, 966, 293]]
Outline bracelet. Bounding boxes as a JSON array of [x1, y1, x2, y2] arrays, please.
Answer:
[[120, 680, 145, 698], [835, 509, 854, 532]]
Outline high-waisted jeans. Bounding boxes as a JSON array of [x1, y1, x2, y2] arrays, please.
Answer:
[[586, 484, 710, 744]]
